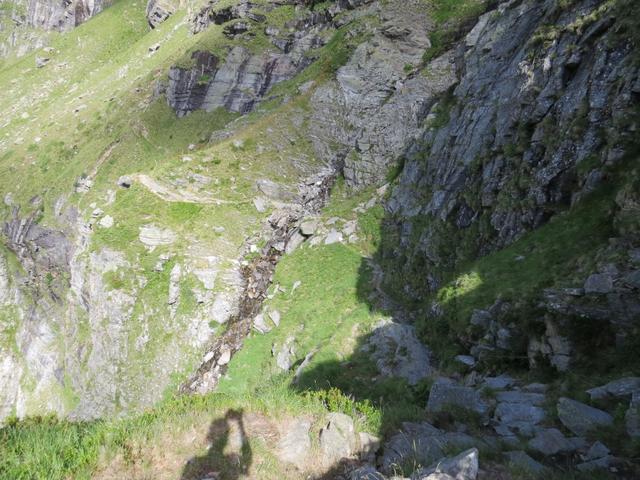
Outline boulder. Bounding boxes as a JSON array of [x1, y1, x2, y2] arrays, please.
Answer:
[[503, 451, 545, 474], [277, 418, 311, 469], [300, 219, 320, 236], [587, 377, 640, 401], [350, 466, 386, 480], [358, 431, 381, 462], [493, 402, 546, 432], [117, 175, 132, 188], [557, 398, 613, 436], [146, 0, 178, 28], [455, 355, 476, 367], [427, 379, 490, 419], [528, 428, 583, 456], [319, 412, 357, 464], [576, 456, 612, 472], [325, 229, 343, 245], [273, 336, 295, 371], [415, 448, 479, 480], [380, 422, 444, 473], [253, 313, 271, 333], [584, 273, 614, 294], [98, 215, 114, 228], [362, 321, 431, 385], [482, 375, 515, 390]]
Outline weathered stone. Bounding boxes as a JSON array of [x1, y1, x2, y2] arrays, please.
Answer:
[[455, 355, 476, 367], [362, 321, 431, 385], [583, 441, 610, 461], [624, 270, 640, 289], [253, 197, 268, 213], [253, 313, 271, 333], [494, 402, 546, 435], [98, 215, 114, 228], [577, 456, 612, 472], [273, 336, 295, 371], [26, 0, 110, 32], [482, 375, 515, 390], [139, 225, 176, 247], [584, 273, 614, 294], [504, 451, 546, 474], [268, 310, 281, 327], [557, 398, 613, 436], [146, 0, 177, 28], [286, 231, 305, 254], [167, 41, 314, 116], [358, 431, 381, 462], [495, 391, 545, 406], [380, 422, 444, 473], [587, 377, 640, 400], [325, 229, 343, 245], [319, 412, 357, 464], [350, 466, 386, 480], [528, 428, 580, 456], [427, 379, 490, 419], [277, 418, 311, 469], [300, 219, 319, 236], [415, 448, 479, 480]]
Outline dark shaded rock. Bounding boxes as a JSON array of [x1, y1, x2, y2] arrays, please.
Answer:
[[557, 397, 613, 436], [584, 273, 614, 294], [528, 428, 584, 456], [362, 322, 431, 385], [414, 448, 479, 480], [427, 379, 490, 419], [503, 451, 546, 474], [587, 377, 640, 401]]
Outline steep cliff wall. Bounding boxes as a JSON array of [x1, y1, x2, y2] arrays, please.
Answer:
[[0, 0, 111, 61], [381, 0, 639, 296]]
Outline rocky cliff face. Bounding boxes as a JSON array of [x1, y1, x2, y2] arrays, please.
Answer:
[[165, 0, 376, 116], [26, 0, 111, 31], [382, 0, 639, 295], [0, 0, 111, 61]]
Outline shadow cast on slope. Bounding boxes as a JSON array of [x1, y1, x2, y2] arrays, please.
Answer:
[[181, 409, 252, 480]]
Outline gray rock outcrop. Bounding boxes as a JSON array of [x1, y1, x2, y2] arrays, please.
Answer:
[[361, 321, 431, 385], [310, 1, 454, 188], [426, 378, 490, 419], [382, 0, 639, 299], [557, 397, 614, 436], [146, 0, 178, 28], [26, 0, 111, 31], [167, 45, 312, 116]]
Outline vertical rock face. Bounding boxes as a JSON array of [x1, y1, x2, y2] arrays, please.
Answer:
[[145, 0, 179, 28], [165, 0, 329, 116], [167, 46, 311, 116], [0, 0, 111, 60], [382, 0, 639, 296], [310, 0, 441, 187], [26, 0, 111, 31]]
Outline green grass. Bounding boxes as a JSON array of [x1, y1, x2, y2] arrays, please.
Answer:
[[422, 0, 487, 62]]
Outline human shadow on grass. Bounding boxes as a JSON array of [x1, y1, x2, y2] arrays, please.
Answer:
[[181, 409, 252, 480]]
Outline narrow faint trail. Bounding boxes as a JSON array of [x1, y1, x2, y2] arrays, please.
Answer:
[[134, 174, 250, 205]]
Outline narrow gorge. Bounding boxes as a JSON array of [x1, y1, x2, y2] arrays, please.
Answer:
[[0, 0, 638, 479]]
